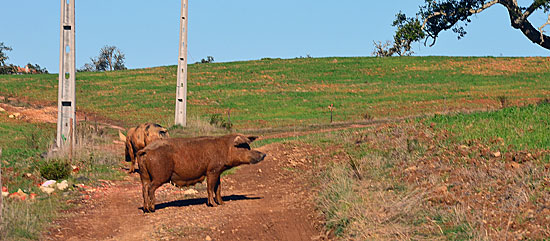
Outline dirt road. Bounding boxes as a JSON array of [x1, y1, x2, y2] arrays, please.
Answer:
[[43, 143, 327, 241], [1, 98, 333, 240]]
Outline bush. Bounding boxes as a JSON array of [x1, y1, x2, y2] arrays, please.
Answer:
[[39, 159, 71, 180], [209, 114, 232, 130]]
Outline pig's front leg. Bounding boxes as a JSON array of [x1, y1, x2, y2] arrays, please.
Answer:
[[214, 175, 224, 205], [206, 172, 220, 207]]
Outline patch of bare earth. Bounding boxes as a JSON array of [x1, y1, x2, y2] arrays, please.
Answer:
[[43, 142, 327, 241], [0, 97, 125, 130], [405, 57, 550, 76]]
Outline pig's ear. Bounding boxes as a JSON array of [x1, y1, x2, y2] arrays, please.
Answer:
[[247, 136, 258, 142], [233, 136, 249, 145]]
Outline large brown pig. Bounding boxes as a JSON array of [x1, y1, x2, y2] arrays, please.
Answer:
[[125, 123, 169, 173], [137, 134, 266, 212]]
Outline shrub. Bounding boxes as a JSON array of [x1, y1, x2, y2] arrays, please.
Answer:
[[39, 159, 71, 180], [209, 114, 232, 130]]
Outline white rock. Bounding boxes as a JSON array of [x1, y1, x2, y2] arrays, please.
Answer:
[[56, 180, 69, 191], [40, 186, 55, 194], [1, 191, 8, 197], [183, 189, 198, 195], [8, 114, 15, 119], [41, 180, 57, 188], [0, 107, 5, 112]]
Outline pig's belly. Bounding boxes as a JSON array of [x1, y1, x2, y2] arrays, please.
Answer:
[[170, 173, 206, 187], [170, 171, 206, 187]]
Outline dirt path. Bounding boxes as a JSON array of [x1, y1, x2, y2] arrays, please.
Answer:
[[1, 97, 348, 240], [43, 143, 327, 241], [0, 98, 126, 131]]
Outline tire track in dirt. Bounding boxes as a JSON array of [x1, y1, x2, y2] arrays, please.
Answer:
[[44, 143, 327, 241]]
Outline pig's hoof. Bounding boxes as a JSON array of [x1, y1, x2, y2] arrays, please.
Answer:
[[143, 206, 156, 213]]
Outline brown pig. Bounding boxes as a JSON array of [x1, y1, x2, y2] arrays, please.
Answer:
[[137, 134, 266, 212], [125, 123, 169, 173]]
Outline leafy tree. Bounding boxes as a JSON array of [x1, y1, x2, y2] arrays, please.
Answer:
[[26, 63, 48, 74], [376, 0, 550, 56], [80, 45, 126, 72], [198, 56, 215, 64], [0, 42, 14, 74], [0, 42, 11, 66]]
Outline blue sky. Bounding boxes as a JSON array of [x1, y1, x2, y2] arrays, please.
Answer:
[[2, 0, 549, 73]]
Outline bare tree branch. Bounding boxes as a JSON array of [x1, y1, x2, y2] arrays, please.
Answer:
[[539, 14, 550, 44], [422, 12, 447, 31], [470, 0, 500, 14]]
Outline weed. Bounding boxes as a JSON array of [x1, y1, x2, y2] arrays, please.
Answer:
[[497, 95, 509, 108], [536, 97, 550, 105], [362, 112, 374, 120]]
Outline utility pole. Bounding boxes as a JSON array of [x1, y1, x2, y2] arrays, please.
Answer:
[[57, 0, 76, 149], [175, 0, 188, 126]]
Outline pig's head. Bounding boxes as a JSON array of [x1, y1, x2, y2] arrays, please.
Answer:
[[146, 124, 169, 143], [229, 134, 266, 165]]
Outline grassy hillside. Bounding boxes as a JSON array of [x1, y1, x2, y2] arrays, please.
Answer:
[[304, 102, 550, 240], [0, 56, 548, 129], [0, 56, 549, 239]]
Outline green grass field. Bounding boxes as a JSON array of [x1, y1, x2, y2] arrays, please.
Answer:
[[0, 57, 548, 129], [0, 56, 549, 240], [430, 101, 550, 151]]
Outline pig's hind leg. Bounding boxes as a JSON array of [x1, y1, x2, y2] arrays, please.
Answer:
[[143, 160, 172, 212], [147, 182, 163, 212], [138, 160, 153, 212]]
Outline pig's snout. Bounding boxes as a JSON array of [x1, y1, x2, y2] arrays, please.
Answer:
[[251, 151, 266, 164]]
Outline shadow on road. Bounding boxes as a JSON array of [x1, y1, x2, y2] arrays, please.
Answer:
[[139, 195, 263, 211]]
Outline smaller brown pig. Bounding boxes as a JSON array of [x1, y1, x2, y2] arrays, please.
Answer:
[[137, 134, 266, 212], [125, 123, 169, 173]]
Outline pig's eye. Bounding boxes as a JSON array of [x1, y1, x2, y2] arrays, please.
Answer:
[[235, 143, 251, 150]]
